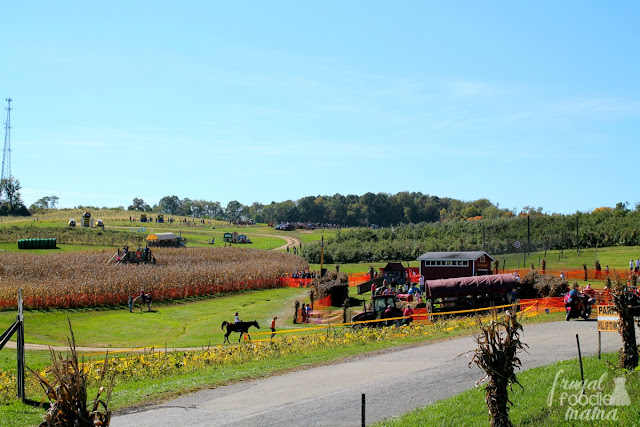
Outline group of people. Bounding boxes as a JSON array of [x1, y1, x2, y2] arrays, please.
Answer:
[[299, 303, 313, 323], [127, 288, 152, 312], [370, 279, 423, 300], [287, 244, 302, 255], [291, 269, 315, 279]]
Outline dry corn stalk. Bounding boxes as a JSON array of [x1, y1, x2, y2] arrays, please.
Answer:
[[609, 274, 639, 370], [470, 307, 526, 427], [28, 318, 115, 426]]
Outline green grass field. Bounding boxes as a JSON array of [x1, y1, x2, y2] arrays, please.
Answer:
[[0, 288, 309, 350], [2, 213, 640, 425]]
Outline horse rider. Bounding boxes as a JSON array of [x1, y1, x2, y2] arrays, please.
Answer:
[[234, 312, 241, 323]]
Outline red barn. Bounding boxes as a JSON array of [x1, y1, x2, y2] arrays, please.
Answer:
[[417, 251, 494, 280]]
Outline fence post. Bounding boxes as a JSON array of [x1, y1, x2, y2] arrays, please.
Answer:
[[17, 289, 24, 402]]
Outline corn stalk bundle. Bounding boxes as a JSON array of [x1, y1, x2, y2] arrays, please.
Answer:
[[608, 275, 639, 370], [28, 319, 115, 426], [470, 308, 526, 427]]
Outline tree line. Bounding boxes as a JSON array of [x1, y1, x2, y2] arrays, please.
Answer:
[[301, 206, 640, 263], [115, 192, 518, 225]]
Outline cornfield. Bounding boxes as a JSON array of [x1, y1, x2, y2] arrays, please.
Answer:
[[0, 247, 308, 310]]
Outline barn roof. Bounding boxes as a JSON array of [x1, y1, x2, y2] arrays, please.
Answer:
[[417, 251, 494, 261], [383, 262, 406, 272], [147, 232, 178, 241]]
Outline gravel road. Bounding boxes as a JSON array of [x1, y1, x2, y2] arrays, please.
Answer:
[[112, 320, 623, 426]]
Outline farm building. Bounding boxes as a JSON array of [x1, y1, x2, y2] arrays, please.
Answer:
[[146, 232, 186, 247], [380, 262, 408, 285], [417, 251, 494, 280]]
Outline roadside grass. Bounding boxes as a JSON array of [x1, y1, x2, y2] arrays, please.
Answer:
[[0, 309, 560, 427], [376, 351, 639, 426]]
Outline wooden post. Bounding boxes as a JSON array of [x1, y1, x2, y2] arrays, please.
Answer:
[[320, 235, 324, 277], [577, 334, 584, 395], [598, 331, 601, 359], [17, 289, 24, 402]]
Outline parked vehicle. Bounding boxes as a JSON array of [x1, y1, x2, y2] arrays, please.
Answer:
[[351, 294, 403, 328]]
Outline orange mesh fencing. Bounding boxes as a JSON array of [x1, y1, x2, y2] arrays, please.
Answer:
[[314, 294, 332, 309], [502, 268, 614, 281], [348, 274, 370, 287], [520, 297, 565, 313], [280, 277, 312, 288]]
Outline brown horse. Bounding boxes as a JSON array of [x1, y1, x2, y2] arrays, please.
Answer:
[[221, 320, 260, 343]]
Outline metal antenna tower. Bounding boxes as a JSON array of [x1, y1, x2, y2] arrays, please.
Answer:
[[1, 98, 12, 182]]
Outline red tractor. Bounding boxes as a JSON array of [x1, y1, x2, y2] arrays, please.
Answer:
[[351, 294, 404, 328]]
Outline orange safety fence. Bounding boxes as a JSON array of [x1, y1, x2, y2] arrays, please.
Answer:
[[348, 274, 370, 287], [279, 277, 313, 288], [520, 297, 565, 313], [314, 294, 332, 309], [502, 268, 616, 281]]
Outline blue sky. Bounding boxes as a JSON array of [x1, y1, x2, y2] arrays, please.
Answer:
[[2, 1, 639, 214]]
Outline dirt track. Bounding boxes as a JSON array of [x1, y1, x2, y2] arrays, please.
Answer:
[[263, 233, 301, 251], [112, 320, 625, 426]]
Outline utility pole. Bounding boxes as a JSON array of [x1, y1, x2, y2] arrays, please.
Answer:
[[2, 98, 11, 182], [527, 214, 530, 255], [320, 235, 324, 277], [576, 214, 580, 255]]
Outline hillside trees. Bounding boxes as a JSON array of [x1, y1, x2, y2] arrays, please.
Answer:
[[0, 177, 29, 216], [128, 197, 151, 212], [302, 210, 640, 263], [29, 195, 59, 212]]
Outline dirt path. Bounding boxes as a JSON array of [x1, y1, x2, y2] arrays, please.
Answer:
[[112, 320, 624, 426], [261, 233, 301, 251], [2, 341, 198, 354]]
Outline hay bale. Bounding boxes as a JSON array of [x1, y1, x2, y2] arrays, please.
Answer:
[[315, 272, 349, 307], [522, 270, 567, 298]]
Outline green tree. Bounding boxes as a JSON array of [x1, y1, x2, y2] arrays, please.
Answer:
[[225, 200, 243, 221], [0, 177, 29, 216], [128, 197, 151, 212], [157, 195, 181, 215]]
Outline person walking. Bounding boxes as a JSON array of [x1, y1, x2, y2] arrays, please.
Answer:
[[270, 316, 277, 339]]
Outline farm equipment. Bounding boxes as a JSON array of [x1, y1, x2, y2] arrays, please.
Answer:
[[106, 246, 156, 265], [146, 232, 187, 248], [82, 211, 91, 227], [351, 294, 403, 327]]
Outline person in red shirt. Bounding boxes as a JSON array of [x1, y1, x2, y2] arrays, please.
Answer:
[[403, 305, 414, 325], [270, 316, 277, 339]]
